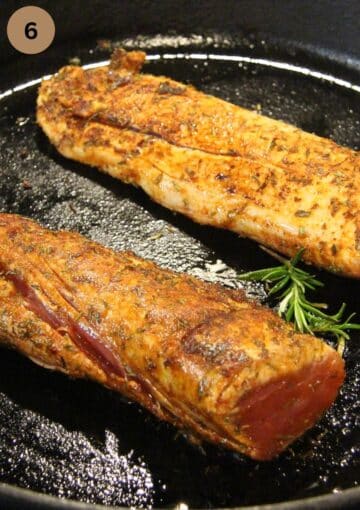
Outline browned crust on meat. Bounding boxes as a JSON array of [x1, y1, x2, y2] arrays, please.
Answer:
[[0, 213, 345, 459], [37, 50, 360, 278]]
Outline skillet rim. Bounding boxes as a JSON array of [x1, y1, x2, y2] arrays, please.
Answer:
[[0, 482, 359, 509]]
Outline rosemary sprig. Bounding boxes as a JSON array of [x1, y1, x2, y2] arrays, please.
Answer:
[[238, 247, 360, 354]]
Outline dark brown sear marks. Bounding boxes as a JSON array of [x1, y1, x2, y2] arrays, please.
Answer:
[[295, 209, 311, 217], [355, 226, 360, 251], [109, 74, 133, 90], [181, 312, 250, 366], [158, 81, 186, 95], [108, 48, 145, 73]]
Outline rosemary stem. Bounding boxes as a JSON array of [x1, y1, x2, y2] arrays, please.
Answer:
[[238, 247, 359, 354]]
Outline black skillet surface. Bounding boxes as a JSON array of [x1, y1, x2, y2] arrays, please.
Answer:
[[0, 36, 359, 509]]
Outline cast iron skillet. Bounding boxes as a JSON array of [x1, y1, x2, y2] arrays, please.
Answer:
[[0, 18, 359, 510]]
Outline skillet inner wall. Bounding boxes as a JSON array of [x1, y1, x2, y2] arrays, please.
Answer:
[[0, 41, 359, 508], [1, 0, 360, 70]]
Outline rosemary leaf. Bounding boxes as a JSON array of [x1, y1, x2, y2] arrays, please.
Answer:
[[238, 248, 360, 354]]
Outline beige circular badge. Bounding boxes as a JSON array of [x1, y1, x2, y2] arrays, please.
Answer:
[[7, 6, 55, 55]]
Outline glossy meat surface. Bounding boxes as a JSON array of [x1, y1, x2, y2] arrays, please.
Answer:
[[37, 50, 360, 278], [0, 214, 344, 460]]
